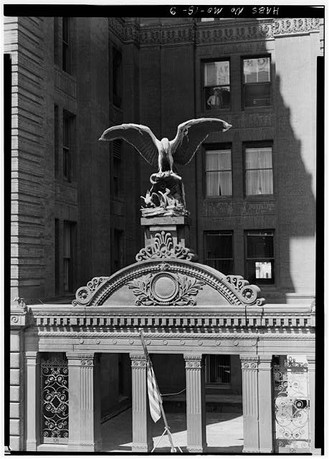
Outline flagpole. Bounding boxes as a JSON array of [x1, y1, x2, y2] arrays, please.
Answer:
[[139, 329, 182, 453]]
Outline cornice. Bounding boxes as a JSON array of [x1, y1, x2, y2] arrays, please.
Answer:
[[108, 18, 321, 47]]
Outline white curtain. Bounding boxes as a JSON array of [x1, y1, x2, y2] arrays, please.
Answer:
[[206, 150, 232, 196], [245, 147, 273, 195]]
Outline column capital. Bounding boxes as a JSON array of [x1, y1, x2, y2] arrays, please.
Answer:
[[130, 353, 147, 368], [184, 354, 203, 369], [241, 355, 259, 370], [25, 351, 39, 365], [66, 353, 95, 366]]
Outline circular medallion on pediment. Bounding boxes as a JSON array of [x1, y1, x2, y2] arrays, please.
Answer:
[[151, 273, 178, 303]]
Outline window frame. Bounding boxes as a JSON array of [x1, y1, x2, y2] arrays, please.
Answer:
[[63, 220, 77, 293], [243, 141, 274, 197], [204, 230, 234, 274], [62, 17, 72, 74], [62, 110, 75, 183], [242, 55, 272, 109], [202, 59, 231, 111], [204, 143, 233, 198], [244, 230, 275, 285]]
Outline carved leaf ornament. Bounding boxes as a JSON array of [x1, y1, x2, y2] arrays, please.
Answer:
[[128, 272, 205, 306], [136, 231, 196, 262]]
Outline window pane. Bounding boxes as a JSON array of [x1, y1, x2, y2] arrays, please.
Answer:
[[205, 61, 230, 86], [243, 57, 270, 83], [247, 234, 273, 258], [246, 169, 273, 195], [245, 147, 272, 169], [244, 83, 271, 107], [206, 150, 231, 171], [206, 233, 233, 259], [205, 86, 231, 109]]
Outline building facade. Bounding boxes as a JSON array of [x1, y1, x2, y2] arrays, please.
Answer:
[[5, 13, 323, 453]]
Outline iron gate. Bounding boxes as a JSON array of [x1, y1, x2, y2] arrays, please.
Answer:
[[273, 355, 310, 453]]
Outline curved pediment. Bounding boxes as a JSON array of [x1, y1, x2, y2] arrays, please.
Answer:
[[72, 259, 265, 307]]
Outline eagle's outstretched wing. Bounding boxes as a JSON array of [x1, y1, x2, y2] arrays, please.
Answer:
[[99, 123, 161, 168], [170, 118, 232, 166]]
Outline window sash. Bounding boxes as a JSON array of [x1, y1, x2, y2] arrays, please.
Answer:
[[204, 61, 231, 110], [245, 146, 273, 195], [245, 231, 274, 283], [206, 150, 232, 196], [205, 232, 233, 274]]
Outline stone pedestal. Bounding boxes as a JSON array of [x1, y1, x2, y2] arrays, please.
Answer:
[[130, 353, 153, 452], [184, 354, 206, 453], [25, 351, 40, 451], [141, 216, 191, 249], [258, 356, 273, 453], [241, 356, 259, 453], [67, 353, 101, 452]]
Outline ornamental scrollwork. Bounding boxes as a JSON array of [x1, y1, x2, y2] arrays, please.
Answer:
[[127, 272, 204, 306], [136, 231, 197, 262], [41, 357, 69, 441], [226, 275, 265, 306], [72, 276, 110, 306]]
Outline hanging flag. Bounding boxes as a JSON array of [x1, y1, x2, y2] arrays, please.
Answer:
[[147, 364, 162, 423], [140, 330, 162, 423]]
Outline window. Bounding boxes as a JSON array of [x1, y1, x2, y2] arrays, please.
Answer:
[[245, 230, 274, 284], [54, 18, 60, 66], [112, 140, 122, 197], [63, 221, 76, 292], [113, 229, 124, 272], [204, 60, 230, 110], [244, 144, 273, 195], [206, 355, 231, 385], [204, 231, 233, 274], [62, 17, 71, 73], [242, 56, 271, 107], [113, 47, 123, 108], [63, 110, 75, 182], [55, 219, 59, 294], [54, 105, 59, 177], [205, 147, 232, 196]]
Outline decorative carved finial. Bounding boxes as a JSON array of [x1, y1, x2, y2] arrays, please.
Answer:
[[136, 231, 197, 262]]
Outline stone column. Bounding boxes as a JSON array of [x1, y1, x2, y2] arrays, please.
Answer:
[[184, 354, 206, 453], [130, 353, 153, 452], [25, 351, 40, 451], [66, 353, 101, 452], [241, 356, 259, 453], [306, 355, 316, 452], [258, 355, 273, 453]]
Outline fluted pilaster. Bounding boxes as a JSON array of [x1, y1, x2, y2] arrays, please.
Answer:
[[25, 352, 40, 451], [184, 354, 206, 453], [241, 356, 259, 453], [258, 355, 273, 453], [130, 353, 153, 452], [66, 353, 101, 452]]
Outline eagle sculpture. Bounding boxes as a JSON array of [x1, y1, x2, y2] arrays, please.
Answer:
[[99, 118, 232, 217], [99, 118, 232, 173]]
